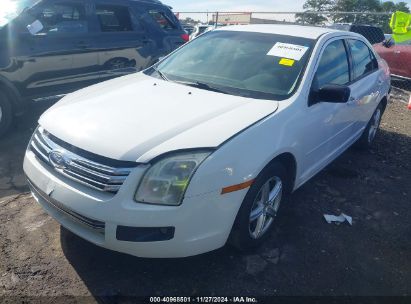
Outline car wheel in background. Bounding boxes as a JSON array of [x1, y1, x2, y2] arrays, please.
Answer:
[[229, 161, 288, 251], [356, 102, 384, 150], [0, 92, 12, 138]]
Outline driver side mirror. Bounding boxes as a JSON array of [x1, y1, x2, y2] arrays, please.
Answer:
[[318, 84, 351, 103], [382, 38, 395, 48], [310, 84, 351, 105]]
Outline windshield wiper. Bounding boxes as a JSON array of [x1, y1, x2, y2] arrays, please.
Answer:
[[151, 68, 229, 94], [174, 80, 228, 94], [153, 67, 169, 82]]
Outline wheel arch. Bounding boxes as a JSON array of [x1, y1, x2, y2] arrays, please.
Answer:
[[0, 75, 25, 116], [380, 95, 388, 113], [263, 152, 297, 194]]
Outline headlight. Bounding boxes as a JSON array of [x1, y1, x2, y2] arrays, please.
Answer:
[[135, 151, 211, 206]]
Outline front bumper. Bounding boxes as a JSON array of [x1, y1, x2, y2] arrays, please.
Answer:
[[23, 150, 246, 258]]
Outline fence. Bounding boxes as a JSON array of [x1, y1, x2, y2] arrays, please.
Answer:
[[176, 11, 392, 29], [176, 11, 411, 92]]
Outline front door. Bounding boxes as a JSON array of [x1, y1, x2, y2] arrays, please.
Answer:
[[301, 38, 354, 181], [19, 0, 99, 99]]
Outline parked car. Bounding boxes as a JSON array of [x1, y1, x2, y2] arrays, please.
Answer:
[[24, 25, 390, 258], [189, 24, 213, 40], [374, 39, 411, 80], [0, 0, 188, 137], [181, 23, 195, 35]]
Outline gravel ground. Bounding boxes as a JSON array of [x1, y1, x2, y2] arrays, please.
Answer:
[[0, 91, 410, 301]]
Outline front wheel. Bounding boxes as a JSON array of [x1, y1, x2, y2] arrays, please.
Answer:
[[229, 161, 288, 251], [356, 103, 384, 149]]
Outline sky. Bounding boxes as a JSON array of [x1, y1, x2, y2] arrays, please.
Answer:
[[166, 0, 411, 12]]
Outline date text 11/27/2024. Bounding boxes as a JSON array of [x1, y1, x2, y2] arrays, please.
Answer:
[[149, 297, 258, 303]]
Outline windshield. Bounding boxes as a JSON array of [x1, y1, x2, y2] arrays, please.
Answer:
[[148, 30, 315, 101], [0, 0, 40, 27]]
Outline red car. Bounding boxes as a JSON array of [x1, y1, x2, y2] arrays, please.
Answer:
[[374, 39, 411, 80]]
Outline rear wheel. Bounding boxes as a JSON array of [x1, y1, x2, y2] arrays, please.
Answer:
[[229, 161, 288, 251], [0, 92, 12, 138], [356, 102, 384, 149]]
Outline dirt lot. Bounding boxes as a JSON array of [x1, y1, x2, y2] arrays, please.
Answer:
[[0, 90, 410, 301]]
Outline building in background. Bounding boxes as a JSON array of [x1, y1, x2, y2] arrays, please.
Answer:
[[212, 13, 252, 25], [210, 13, 298, 26]]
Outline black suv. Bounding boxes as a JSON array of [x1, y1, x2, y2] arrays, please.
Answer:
[[0, 0, 188, 136]]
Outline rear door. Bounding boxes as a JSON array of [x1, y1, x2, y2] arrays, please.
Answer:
[[346, 39, 381, 133], [91, 1, 154, 81]]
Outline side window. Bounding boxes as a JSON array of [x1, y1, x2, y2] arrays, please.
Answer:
[[33, 2, 88, 34], [96, 5, 133, 32], [315, 40, 350, 89], [348, 39, 378, 80], [148, 10, 176, 30]]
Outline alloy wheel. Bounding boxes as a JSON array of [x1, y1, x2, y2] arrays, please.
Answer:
[[249, 176, 283, 239]]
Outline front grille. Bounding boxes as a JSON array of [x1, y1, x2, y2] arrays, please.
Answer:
[[28, 179, 105, 233], [29, 127, 138, 193]]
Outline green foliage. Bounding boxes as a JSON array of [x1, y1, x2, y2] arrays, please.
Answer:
[[395, 2, 410, 13], [298, 0, 410, 34], [296, 0, 333, 25]]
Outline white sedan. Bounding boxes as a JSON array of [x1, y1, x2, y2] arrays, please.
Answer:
[[24, 25, 390, 258]]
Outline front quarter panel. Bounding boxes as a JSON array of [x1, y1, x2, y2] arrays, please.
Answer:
[[182, 96, 303, 243]]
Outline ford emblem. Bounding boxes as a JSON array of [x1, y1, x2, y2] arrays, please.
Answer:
[[49, 150, 69, 169]]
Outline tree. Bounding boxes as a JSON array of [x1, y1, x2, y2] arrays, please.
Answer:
[[332, 0, 381, 24], [395, 2, 410, 13], [381, 1, 396, 13], [296, 0, 410, 34], [296, 0, 334, 25], [332, 0, 357, 23]]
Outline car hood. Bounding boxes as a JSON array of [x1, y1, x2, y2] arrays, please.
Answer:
[[39, 73, 279, 163]]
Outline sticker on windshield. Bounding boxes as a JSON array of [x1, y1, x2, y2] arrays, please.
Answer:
[[267, 42, 309, 61], [279, 58, 295, 67]]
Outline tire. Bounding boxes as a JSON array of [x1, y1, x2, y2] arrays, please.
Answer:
[[229, 161, 288, 251], [0, 92, 13, 138], [356, 102, 384, 150]]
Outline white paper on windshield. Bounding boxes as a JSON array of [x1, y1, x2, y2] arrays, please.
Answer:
[[267, 42, 309, 61], [27, 20, 44, 35]]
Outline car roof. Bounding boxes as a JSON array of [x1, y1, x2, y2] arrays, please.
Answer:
[[216, 24, 343, 39]]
